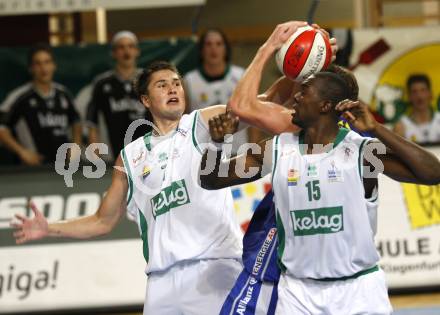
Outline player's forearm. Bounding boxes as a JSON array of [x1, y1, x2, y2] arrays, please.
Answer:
[[47, 213, 113, 239], [200, 149, 223, 189], [0, 128, 28, 157], [200, 148, 261, 189], [228, 45, 275, 117], [261, 76, 297, 105], [373, 124, 440, 184], [72, 123, 82, 147], [88, 126, 99, 145]]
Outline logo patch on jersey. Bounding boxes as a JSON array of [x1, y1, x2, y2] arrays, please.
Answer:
[[327, 161, 343, 182], [306, 163, 319, 178], [171, 148, 180, 159], [158, 152, 168, 163], [150, 179, 190, 218], [142, 166, 151, 178], [200, 93, 208, 103], [290, 207, 344, 236], [132, 149, 146, 167], [176, 127, 188, 137], [37, 112, 68, 128], [103, 83, 112, 93], [343, 146, 353, 161], [29, 98, 37, 107], [281, 147, 296, 157], [287, 169, 300, 186]]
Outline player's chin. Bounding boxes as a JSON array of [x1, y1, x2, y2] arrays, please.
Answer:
[[165, 107, 185, 119]]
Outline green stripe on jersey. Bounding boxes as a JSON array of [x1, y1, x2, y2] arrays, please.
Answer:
[[192, 111, 202, 154], [143, 131, 152, 151], [271, 136, 280, 185], [121, 149, 133, 205], [139, 209, 149, 263], [275, 208, 287, 272], [309, 265, 379, 282]]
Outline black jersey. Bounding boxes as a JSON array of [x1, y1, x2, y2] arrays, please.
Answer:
[[0, 83, 80, 163], [86, 70, 151, 159]]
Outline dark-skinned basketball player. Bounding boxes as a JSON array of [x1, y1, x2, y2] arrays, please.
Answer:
[[200, 21, 440, 315]]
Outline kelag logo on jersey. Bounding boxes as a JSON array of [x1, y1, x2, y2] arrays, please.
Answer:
[[151, 179, 190, 218], [290, 206, 343, 236]]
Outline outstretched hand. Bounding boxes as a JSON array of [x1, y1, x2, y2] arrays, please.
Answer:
[[10, 202, 49, 244], [208, 111, 239, 143], [335, 100, 378, 133]]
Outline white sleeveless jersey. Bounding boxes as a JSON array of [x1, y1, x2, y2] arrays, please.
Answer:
[[183, 65, 244, 111], [271, 128, 380, 279], [400, 112, 440, 143], [121, 110, 242, 273]]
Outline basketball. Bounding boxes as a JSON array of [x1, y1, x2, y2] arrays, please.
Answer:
[[275, 25, 332, 81]]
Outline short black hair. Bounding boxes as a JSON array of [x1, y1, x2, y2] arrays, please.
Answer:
[[27, 43, 54, 67], [326, 64, 358, 100], [407, 74, 431, 91], [314, 72, 350, 106], [198, 28, 231, 63], [133, 60, 181, 99]]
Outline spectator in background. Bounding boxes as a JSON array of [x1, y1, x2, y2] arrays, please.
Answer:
[[394, 74, 440, 143], [184, 29, 244, 110], [0, 44, 81, 165], [184, 29, 248, 153], [85, 31, 150, 160]]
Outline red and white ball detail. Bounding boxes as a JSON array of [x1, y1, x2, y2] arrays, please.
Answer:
[[275, 25, 332, 82]]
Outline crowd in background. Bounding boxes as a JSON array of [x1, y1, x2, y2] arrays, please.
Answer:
[[0, 29, 439, 167]]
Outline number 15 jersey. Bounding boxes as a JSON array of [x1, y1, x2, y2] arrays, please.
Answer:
[[271, 128, 380, 279]]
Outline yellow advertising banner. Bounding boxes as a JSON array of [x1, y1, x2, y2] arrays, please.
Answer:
[[401, 183, 440, 229]]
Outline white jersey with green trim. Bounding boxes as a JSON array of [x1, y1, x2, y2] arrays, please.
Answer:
[[399, 112, 440, 143], [121, 110, 243, 273], [183, 65, 244, 111], [271, 128, 380, 279]]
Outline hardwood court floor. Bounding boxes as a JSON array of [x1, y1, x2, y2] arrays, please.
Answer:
[[390, 292, 440, 309]]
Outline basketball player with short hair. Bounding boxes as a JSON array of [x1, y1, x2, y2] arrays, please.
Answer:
[[11, 59, 248, 315], [201, 21, 440, 314], [215, 65, 381, 315], [0, 43, 81, 165]]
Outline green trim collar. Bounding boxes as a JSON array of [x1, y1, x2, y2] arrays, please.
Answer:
[[198, 64, 231, 82], [299, 127, 350, 155], [143, 131, 152, 151]]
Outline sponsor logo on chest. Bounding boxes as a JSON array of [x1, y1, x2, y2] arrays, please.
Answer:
[[327, 161, 343, 182], [37, 112, 68, 128], [287, 169, 300, 186], [290, 206, 343, 236], [150, 179, 190, 218], [306, 163, 319, 178]]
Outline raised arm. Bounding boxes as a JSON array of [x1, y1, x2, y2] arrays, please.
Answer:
[[227, 22, 308, 134], [336, 100, 440, 185], [11, 155, 128, 244], [199, 75, 300, 133], [199, 111, 272, 189]]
